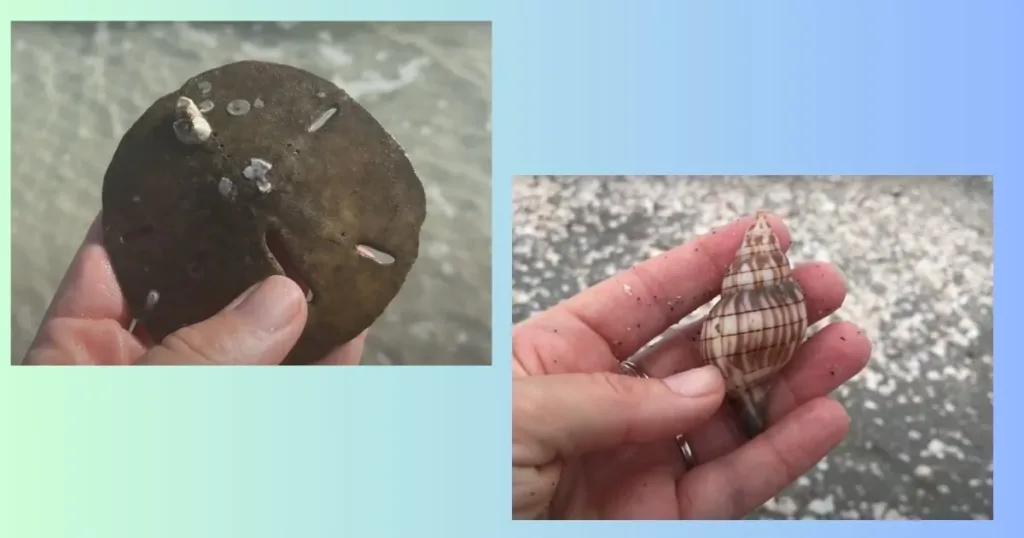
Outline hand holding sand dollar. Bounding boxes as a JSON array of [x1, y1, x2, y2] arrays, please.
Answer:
[[21, 214, 368, 366], [512, 212, 871, 519], [23, 61, 429, 366]]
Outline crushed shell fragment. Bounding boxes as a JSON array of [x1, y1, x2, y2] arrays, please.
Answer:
[[144, 289, 161, 310], [218, 177, 234, 197], [243, 158, 273, 193]]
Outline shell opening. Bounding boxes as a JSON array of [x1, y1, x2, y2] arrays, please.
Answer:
[[307, 107, 338, 133], [356, 245, 396, 266], [120, 223, 155, 243], [264, 227, 315, 304]]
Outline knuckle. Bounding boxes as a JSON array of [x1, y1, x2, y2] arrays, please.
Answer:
[[159, 325, 224, 365], [594, 371, 647, 402], [676, 482, 697, 518]]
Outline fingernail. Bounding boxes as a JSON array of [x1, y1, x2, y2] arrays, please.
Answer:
[[663, 365, 723, 396], [231, 276, 302, 331]]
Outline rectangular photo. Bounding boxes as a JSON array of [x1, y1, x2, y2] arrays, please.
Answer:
[[11, 21, 492, 366], [511, 175, 992, 520]]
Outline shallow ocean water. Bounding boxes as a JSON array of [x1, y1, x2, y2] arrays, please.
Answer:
[[11, 21, 492, 365]]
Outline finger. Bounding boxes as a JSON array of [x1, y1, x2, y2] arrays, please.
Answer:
[[136, 276, 307, 365], [130, 323, 157, 348], [23, 317, 146, 365], [624, 261, 847, 378], [686, 322, 870, 463], [677, 397, 850, 519], [513, 365, 725, 465], [32, 212, 132, 329], [513, 213, 791, 375], [548, 213, 791, 360], [512, 313, 621, 376], [314, 331, 368, 365], [767, 322, 871, 418], [24, 212, 141, 364]]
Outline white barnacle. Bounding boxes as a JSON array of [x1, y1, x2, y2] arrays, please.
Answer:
[[144, 289, 160, 310], [226, 99, 251, 116], [243, 158, 274, 193], [173, 96, 211, 145], [198, 100, 215, 113], [253, 97, 265, 109], [197, 80, 212, 95], [174, 96, 194, 116], [307, 107, 338, 133]]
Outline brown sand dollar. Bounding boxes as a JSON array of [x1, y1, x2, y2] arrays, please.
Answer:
[[101, 60, 427, 364]]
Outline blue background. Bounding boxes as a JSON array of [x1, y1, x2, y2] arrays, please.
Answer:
[[0, 0, 1013, 534]]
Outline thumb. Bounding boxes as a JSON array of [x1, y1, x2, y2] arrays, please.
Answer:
[[136, 275, 308, 365], [514, 365, 725, 459]]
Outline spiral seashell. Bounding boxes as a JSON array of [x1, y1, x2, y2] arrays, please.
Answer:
[[699, 211, 808, 439]]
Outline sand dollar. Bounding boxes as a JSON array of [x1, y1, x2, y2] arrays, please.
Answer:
[[101, 60, 427, 364]]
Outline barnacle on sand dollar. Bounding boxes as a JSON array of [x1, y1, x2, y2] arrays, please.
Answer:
[[101, 60, 427, 365], [699, 211, 808, 438]]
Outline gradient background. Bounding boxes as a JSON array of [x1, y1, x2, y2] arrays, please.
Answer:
[[0, 0, 1016, 536]]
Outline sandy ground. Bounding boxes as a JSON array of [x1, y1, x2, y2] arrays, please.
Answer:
[[512, 175, 993, 519], [11, 22, 492, 365]]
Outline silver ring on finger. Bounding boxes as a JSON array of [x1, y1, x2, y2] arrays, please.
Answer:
[[676, 435, 697, 471]]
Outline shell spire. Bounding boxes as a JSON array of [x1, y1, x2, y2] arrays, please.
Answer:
[[699, 211, 808, 439]]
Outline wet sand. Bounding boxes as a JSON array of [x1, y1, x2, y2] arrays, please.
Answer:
[[11, 22, 492, 365], [512, 175, 993, 519]]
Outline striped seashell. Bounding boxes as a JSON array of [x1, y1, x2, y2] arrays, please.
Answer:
[[699, 211, 808, 439]]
